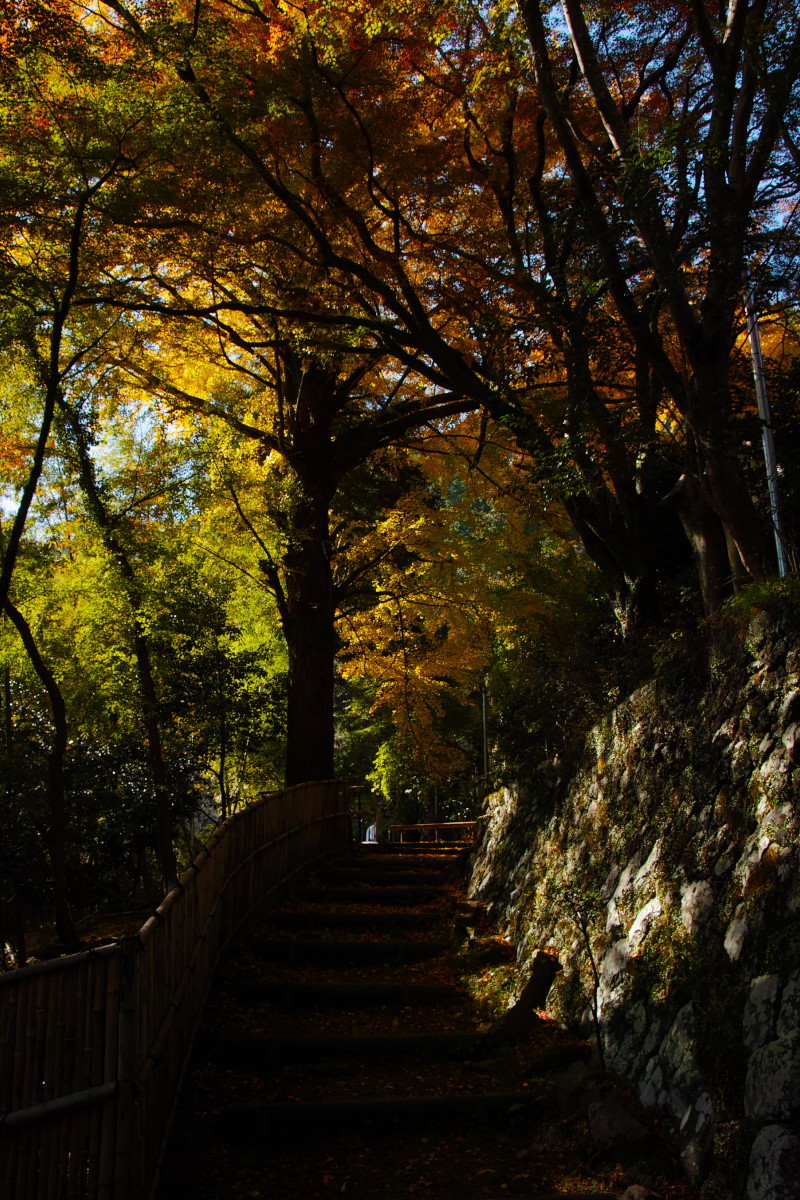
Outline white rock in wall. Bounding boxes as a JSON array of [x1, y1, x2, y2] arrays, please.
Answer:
[[743, 975, 782, 1053], [758, 746, 792, 791], [601, 936, 630, 980], [745, 1030, 800, 1123], [760, 803, 796, 845], [747, 1124, 800, 1200], [678, 1089, 714, 1157], [778, 688, 800, 725], [732, 738, 754, 771], [633, 840, 662, 891], [724, 903, 749, 961], [735, 834, 762, 888], [713, 717, 737, 746], [613, 852, 646, 901], [783, 724, 800, 765], [602, 863, 621, 901], [597, 937, 631, 1014], [759, 734, 776, 758], [680, 880, 715, 935], [694, 1089, 714, 1132], [605, 894, 621, 931], [628, 896, 663, 949]]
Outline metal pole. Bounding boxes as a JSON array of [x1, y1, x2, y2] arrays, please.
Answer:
[[743, 275, 790, 577]]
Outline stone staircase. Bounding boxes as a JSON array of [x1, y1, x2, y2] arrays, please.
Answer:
[[155, 842, 645, 1199]]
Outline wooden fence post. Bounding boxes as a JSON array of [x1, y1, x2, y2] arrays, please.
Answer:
[[113, 937, 141, 1200], [97, 949, 121, 1200]]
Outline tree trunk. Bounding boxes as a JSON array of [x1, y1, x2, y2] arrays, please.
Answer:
[[218, 705, 229, 819], [3, 668, 27, 967], [131, 631, 179, 890], [682, 364, 771, 587], [282, 488, 337, 786], [665, 474, 732, 615], [3, 600, 80, 952], [699, 434, 770, 583]]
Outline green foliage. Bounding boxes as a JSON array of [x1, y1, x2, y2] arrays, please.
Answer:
[[720, 574, 800, 622], [487, 545, 622, 772], [367, 736, 423, 817], [2, 0, 800, 956]]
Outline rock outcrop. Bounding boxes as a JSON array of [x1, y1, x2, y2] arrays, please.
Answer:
[[469, 604, 800, 1198]]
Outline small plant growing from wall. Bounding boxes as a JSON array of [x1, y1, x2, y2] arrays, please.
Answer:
[[554, 882, 607, 1073]]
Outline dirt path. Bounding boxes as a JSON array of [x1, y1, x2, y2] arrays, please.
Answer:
[[156, 844, 695, 1200]]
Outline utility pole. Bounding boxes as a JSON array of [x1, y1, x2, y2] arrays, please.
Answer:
[[743, 274, 790, 577]]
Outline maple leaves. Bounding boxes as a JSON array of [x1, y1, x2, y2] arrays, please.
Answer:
[[335, 421, 594, 794], [0, 0, 81, 68], [340, 476, 491, 777], [1, 0, 799, 948]]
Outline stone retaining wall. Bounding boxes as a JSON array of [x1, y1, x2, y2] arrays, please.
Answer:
[[469, 606, 800, 1198]]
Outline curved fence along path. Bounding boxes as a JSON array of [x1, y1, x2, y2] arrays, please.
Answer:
[[0, 781, 352, 1200]]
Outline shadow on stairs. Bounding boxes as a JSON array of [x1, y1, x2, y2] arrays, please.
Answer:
[[155, 844, 691, 1200]]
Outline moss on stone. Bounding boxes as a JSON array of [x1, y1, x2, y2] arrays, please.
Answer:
[[469, 602, 800, 1195]]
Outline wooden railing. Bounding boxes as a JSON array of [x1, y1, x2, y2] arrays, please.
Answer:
[[386, 821, 479, 843], [0, 780, 351, 1200]]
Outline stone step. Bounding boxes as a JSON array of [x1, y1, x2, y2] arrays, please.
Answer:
[[272, 909, 440, 930], [203, 1030, 491, 1066], [249, 937, 449, 963], [357, 844, 468, 856], [352, 853, 464, 868], [317, 867, 450, 886], [294, 885, 438, 905], [208, 1089, 540, 1137], [229, 980, 462, 1008]]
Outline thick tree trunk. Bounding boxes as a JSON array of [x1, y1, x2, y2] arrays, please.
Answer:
[[283, 490, 337, 786], [686, 366, 771, 587], [700, 435, 770, 583], [665, 474, 732, 615]]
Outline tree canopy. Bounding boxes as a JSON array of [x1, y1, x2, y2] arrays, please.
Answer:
[[1, 0, 799, 954]]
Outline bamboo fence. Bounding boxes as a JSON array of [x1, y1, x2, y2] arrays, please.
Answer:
[[0, 780, 351, 1200]]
